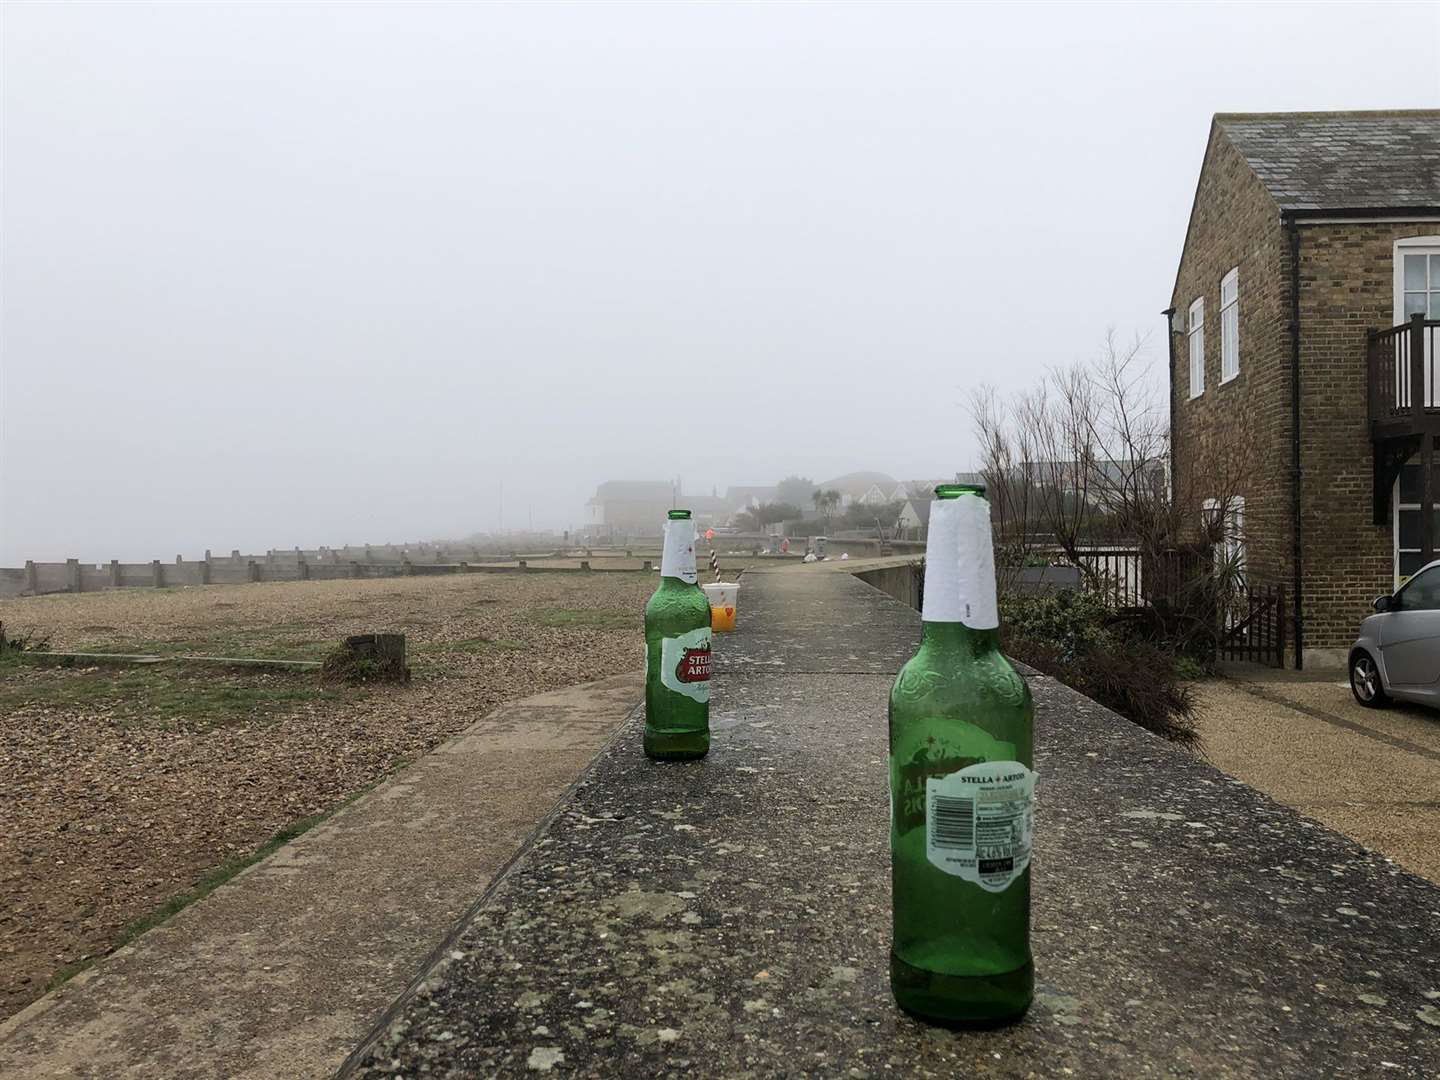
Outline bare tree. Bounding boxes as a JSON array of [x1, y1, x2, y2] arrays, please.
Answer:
[[969, 331, 1272, 612]]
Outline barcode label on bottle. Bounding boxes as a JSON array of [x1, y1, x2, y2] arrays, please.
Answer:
[[930, 795, 975, 849], [925, 761, 1035, 892]]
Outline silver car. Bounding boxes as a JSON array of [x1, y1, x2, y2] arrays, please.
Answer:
[[1350, 560, 1440, 707]]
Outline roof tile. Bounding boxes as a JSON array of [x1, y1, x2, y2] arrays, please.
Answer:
[[1216, 111, 1440, 211]]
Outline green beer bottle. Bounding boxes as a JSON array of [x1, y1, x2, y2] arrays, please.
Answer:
[[889, 484, 1035, 1025], [643, 509, 712, 760]]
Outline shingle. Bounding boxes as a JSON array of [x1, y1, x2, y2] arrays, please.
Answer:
[[1216, 111, 1440, 211]]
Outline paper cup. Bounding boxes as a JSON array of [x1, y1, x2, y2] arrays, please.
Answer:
[[702, 582, 740, 632]]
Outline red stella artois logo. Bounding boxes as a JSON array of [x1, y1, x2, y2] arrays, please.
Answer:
[[676, 645, 712, 683]]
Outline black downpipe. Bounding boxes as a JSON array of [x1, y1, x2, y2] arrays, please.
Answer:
[[1163, 307, 1177, 503], [1286, 216, 1305, 670]]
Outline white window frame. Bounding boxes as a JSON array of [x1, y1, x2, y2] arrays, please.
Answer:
[[1188, 297, 1205, 399], [1394, 236, 1440, 324], [1228, 497, 1245, 581], [1220, 268, 1240, 383], [1394, 477, 1420, 591], [1392, 452, 1434, 590]]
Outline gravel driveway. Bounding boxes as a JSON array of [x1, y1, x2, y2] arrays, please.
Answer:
[[1193, 666, 1440, 883]]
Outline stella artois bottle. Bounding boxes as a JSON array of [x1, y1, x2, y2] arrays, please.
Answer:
[[644, 510, 712, 760], [889, 484, 1035, 1025]]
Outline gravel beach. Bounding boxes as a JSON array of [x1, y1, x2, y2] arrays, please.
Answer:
[[0, 571, 654, 1019]]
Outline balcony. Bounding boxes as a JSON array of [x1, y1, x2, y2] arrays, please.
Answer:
[[1369, 314, 1440, 528], [1367, 314, 1440, 437]]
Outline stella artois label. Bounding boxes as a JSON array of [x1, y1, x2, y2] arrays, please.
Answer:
[[659, 625, 712, 703], [924, 761, 1036, 892]]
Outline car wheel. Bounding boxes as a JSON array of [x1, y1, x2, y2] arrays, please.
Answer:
[[1350, 651, 1389, 708]]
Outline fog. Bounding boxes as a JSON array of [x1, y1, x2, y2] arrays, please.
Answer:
[[2, 1, 1436, 562]]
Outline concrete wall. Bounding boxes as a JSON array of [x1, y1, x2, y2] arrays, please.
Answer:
[[0, 554, 653, 599], [854, 561, 1083, 613], [0, 568, 25, 597], [852, 563, 923, 610], [818, 538, 926, 559]]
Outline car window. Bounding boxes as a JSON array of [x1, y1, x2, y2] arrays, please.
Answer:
[[1397, 566, 1440, 611]]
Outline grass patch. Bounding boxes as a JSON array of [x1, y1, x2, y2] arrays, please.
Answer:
[[529, 607, 635, 630], [0, 665, 337, 730]]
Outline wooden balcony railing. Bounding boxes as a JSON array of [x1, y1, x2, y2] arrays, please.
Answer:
[[1368, 314, 1440, 432]]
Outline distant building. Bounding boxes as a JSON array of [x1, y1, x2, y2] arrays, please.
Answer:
[[1017, 459, 1167, 503], [585, 481, 676, 539], [818, 471, 900, 508], [896, 496, 932, 540], [686, 495, 731, 530], [723, 485, 778, 513]]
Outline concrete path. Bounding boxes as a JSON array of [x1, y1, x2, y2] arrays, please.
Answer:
[[345, 567, 1440, 1079], [1195, 665, 1440, 882], [0, 671, 643, 1080]]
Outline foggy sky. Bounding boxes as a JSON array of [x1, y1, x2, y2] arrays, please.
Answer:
[[3, 1, 1437, 562]]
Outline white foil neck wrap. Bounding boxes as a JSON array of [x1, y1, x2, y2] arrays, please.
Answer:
[[660, 519, 698, 584], [921, 496, 999, 628]]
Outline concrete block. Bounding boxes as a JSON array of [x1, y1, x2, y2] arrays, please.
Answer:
[[152, 560, 164, 587]]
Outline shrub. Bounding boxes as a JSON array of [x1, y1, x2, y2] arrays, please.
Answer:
[[320, 634, 410, 684], [0, 622, 50, 655], [1000, 590, 1116, 663], [1001, 592, 1199, 747], [1173, 655, 1208, 681]]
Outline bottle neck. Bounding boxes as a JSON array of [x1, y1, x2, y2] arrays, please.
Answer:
[[921, 495, 999, 629], [920, 620, 1001, 655], [660, 520, 698, 583]]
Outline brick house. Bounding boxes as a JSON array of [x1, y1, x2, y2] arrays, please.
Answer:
[[1168, 110, 1440, 667]]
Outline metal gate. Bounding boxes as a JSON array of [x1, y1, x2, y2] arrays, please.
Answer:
[[1218, 584, 1287, 668]]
